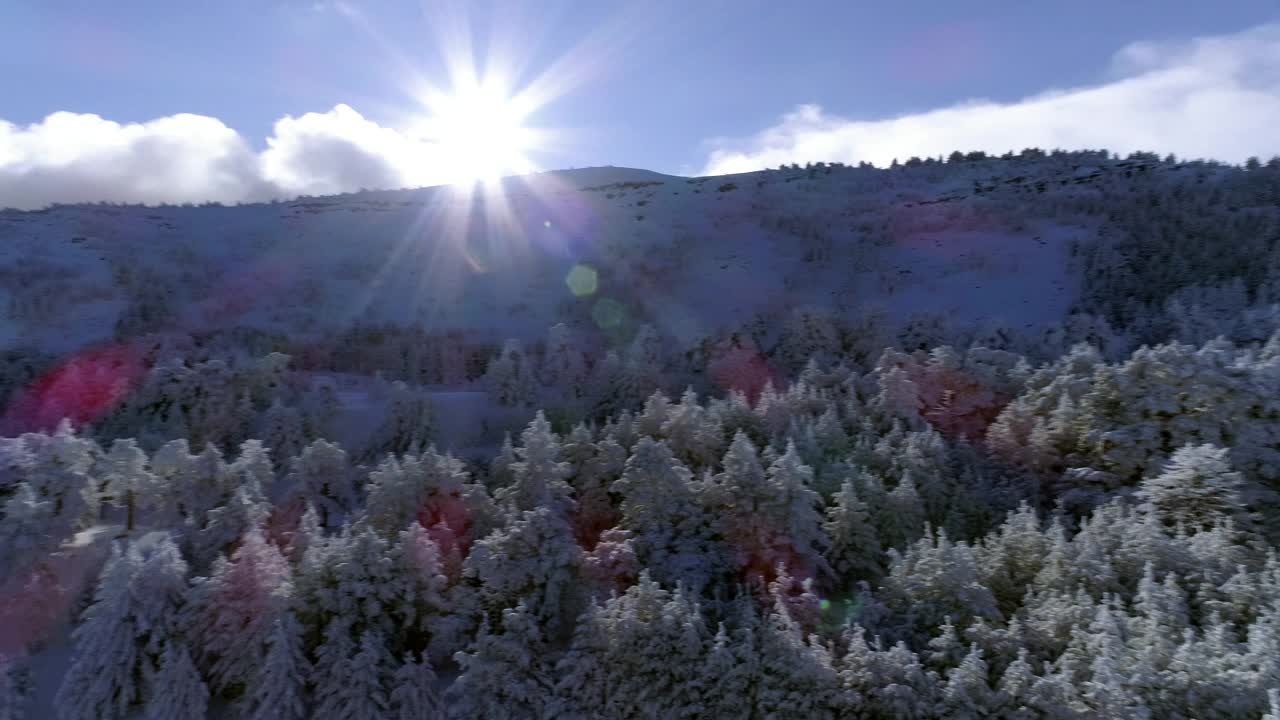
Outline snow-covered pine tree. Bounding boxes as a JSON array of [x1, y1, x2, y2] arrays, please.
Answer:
[[286, 439, 355, 528], [823, 477, 884, 585], [495, 412, 574, 517], [485, 339, 536, 408], [464, 504, 581, 636], [100, 438, 158, 532], [0, 483, 57, 580], [242, 613, 310, 720], [58, 533, 188, 720], [1137, 443, 1264, 535], [389, 651, 444, 720], [448, 601, 557, 720], [259, 400, 306, 466], [185, 525, 292, 694], [613, 436, 722, 593], [143, 642, 208, 720]]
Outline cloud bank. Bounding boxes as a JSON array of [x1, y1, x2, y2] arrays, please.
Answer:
[[0, 105, 459, 210], [702, 24, 1280, 175]]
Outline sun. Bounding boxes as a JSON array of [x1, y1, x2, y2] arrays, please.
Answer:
[[414, 80, 539, 185]]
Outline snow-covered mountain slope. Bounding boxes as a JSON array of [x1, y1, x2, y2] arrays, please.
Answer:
[[0, 153, 1267, 361]]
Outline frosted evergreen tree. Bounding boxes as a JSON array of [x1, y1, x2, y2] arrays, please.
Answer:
[[488, 432, 518, 491], [496, 412, 574, 516], [1137, 444, 1263, 534], [625, 323, 665, 395], [823, 478, 884, 585], [393, 521, 450, 630], [464, 505, 580, 634], [699, 623, 760, 717], [874, 365, 923, 425], [309, 617, 355, 718], [100, 438, 158, 532], [486, 339, 536, 407], [286, 439, 355, 528], [555, 573, 711, 718], [566, 430, 625, 542], [143, 643, 208, 720], [58, 541, 143, 720], [540, 323, 587, 399], [994, 648, 1039, 720], [242, 613, 309, 720], [884, 527, 1001, 638], [149, 438, 194, 525], [185, 525, 292, 693], [448, 602, 557, 720], [345, 631, 394, 720], [0, 482, 57, 580], [882, 473, 927, 550], [365, 381, 433, 459], [936, 644, 995, 720], [660, 387, 726, 468], [389, 651, 443, 720], [24, 421, 99, 538], [755, 597, 846, 719], [635, 390, 672, 438], [613, 436, 722, 593], [260, 400, 306, 463], [192, 478, 269, 568], [763, 441, 833, 581], [580, 526, 640, 601], [364, 448, 481, 554]]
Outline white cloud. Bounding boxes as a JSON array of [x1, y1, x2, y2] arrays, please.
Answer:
[[0, 104, 461, 210], [702, 24, 1280, 175]]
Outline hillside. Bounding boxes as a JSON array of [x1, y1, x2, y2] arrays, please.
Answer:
[[0, 156, 1136, 357]]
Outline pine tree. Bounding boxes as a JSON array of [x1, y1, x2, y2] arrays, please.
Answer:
[[100, 438, 158, 532], [661, 387, 726, 468], [259, 400, 306, 465], [310, 617, 355, 719], [389, 652, 443, 720], [486, 339, 536, 408], [448, 602, 557, 720], [345, 631, 394, 720], [464, 505, 580, 634], [540, 323, 587, 397], [555, 573, 711, 718], [700, 623, 760, 717], [0, 483, 57, 580], [144, 643, 208, 720], [58, 542, 144, 720], [613, 436, 722, 593], [763, 441, 832, 581], [1137, 444, 1262, 534], [936, 644, 995, 720], [242, 614, 310, 720], [286, 439, 355, 527], [192, 478, 269, 568], [185, 525, 292, 693], [496, 412, 574, 516]]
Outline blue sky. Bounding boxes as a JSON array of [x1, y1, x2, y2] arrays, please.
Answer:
[[2, 1, 1279, 206]]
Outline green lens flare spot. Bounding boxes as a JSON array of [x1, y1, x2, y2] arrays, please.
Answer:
[[818, 599, 831, 611], [591, 298, 625, 329], [566, 264, 599, 296]]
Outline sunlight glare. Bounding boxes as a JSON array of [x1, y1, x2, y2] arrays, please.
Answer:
[[415, 80, 537, 185]]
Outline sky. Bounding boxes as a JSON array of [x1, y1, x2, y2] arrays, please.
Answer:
[[1, 0, 1279, 207]]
